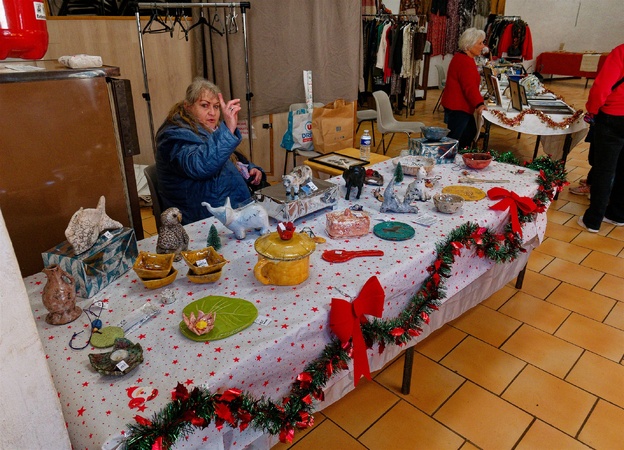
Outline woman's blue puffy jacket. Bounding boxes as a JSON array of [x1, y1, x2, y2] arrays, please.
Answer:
[[156, 117, 256, 225]]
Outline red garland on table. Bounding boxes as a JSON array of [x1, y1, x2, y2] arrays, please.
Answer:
[[489, 108, 584, 130], [329, 276, 385, 386], [124, 156, 567, 450], [487, 187, 537, 237]]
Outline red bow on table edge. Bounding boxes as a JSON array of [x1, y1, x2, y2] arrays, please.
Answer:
[[329, 276, 385, 386], [487, 187, 537, 237]]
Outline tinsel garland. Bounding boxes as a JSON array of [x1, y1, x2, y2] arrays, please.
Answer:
[[489, 108, 584, 130], [124, 156, 567, 450]]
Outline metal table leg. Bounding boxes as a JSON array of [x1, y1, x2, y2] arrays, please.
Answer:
[[401, 347, 415, 394]]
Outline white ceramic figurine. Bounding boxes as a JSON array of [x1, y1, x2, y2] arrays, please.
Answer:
[[201, 198, 270, 240]]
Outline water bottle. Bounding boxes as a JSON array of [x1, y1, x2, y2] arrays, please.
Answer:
[[360, 130, 371, 161]]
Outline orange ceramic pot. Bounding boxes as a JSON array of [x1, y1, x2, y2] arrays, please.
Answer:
[[253, 232, 315, 286]]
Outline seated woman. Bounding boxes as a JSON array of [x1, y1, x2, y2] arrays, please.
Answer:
[[156, 78, 266, 225], [441, 28, 488, 149]]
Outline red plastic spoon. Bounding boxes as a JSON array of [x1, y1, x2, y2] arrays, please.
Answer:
[[322, 249, 385, 263]]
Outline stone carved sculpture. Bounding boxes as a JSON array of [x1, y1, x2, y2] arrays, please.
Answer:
[[156, 207, 189, 262], [202, 197, 270, 240], [64, 195, 122, 254], [404, 166, 431, 203], [380, 179, 420, 214]]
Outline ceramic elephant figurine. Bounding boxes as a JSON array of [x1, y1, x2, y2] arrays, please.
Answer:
[[342, 166, 366, 200]]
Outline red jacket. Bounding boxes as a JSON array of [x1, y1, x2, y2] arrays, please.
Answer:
[[586, 43, 624, 117], [441, 52, 484, 115]]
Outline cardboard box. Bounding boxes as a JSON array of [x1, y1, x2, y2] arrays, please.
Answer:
[[408, 137, 459, 164], [254, 178, 339, 222], [42, 227, 138, 298]]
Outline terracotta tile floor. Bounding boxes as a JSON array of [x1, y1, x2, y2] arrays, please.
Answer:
[[140, 78, 624, 449]]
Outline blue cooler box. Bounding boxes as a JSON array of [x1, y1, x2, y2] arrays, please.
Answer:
[[42, 227, 138, 298]]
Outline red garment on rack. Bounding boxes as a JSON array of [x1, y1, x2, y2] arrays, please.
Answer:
[[427, 12, 447, 57], [496, 23, 533, 60]]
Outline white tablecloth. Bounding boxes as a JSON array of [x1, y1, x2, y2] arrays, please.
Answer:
[[24, 158, 548, 449]]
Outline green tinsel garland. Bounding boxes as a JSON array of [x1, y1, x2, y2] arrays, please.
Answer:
[[124, 156, 567, 449]]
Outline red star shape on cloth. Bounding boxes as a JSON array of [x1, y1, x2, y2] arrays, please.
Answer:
[[185, 379, 193, 385], [138, 334, 146, 340], [137, 404, 147, 412], [256, 355, 262, 361], [147, 347, 152, 352], [335, 272, 341, 276], [230, 291, 237, 295], [210, 371, 215, 376], [197, 353, 203, 358], [233, 357, 240, 362], [136, 378, 143, 383], [281, 324, 288, 329], [82, 382, 89, 387], [172, 360, 178, 365], [215, 347, 222, 353], [77, 407, 86, 416], [277, 357, 282, 362], [106, 410, 111, 415], [312, 307, 319, 312], [187, 291, 193, 296], [48, 336, 54, 340], [173, 345, 179, 350], [168, 310, 176, 315], [35, 281, 42, 285]]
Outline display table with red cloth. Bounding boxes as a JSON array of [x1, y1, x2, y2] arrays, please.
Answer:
[[535, 51, 608, 78], [23, 160, 548, 449]]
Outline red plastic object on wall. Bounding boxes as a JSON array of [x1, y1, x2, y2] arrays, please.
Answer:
[[0, 0, 49, 60]]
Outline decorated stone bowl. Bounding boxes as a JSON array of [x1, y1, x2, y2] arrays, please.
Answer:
[[422, 126, 451, 141], [462, 152, 493, 170], [433, 193, 464, 214]]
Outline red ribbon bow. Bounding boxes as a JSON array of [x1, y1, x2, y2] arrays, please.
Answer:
[[488, 187, 537, 237], [329, 276, 385, 386]]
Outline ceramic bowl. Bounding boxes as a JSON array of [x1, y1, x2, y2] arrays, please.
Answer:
[[433, 193, 464, 214], [462, 152, 493, 170], [394, 156, 435, 176], [133, 251, 175, 279], [422, 126, 451, 141], [139, 268, 178, 289], [186, 269, 222, 284], [181, 247, 228, 275], [88, 338, 143, 376]]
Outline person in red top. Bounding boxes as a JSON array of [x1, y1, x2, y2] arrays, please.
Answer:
[[578, 43, 624, 232], [441, 28, 487, 149]]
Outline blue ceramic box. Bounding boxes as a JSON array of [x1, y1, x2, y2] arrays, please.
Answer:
[[42, 227, 138, 298], [408, 137, 459, 164]]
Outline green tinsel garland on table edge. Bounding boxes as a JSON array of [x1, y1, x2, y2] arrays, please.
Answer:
[[124, 155, 568, 450]]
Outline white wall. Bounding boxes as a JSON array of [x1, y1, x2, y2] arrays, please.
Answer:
[[0, 209, 71, 450]]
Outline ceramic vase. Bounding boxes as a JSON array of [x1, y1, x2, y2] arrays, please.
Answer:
[[42, 265, 82, 325]]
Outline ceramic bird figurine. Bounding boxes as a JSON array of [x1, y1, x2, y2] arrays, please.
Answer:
[[65, 195, 123, 254], [156, 207, 189, 261]]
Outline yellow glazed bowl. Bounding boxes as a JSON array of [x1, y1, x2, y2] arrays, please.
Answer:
[[181, 247, 228, 275], [253, 232, 316, 286], [186, 269, 222, 284], [139, 268, 178, 289], [133, 251, 175, 279]]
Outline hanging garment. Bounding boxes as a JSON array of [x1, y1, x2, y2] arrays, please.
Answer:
[[427, 12, 447, 57]]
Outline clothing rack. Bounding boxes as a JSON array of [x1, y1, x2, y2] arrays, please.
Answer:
[[135, 2, 254, 160]]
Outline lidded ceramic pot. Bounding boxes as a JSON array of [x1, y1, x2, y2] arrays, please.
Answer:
[[253, 232, 316, 286]]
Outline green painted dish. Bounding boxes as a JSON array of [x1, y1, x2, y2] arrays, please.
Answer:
[[373, 221, 415, 241], [90, 326, 125, 348], [179, 296, 258, 342]]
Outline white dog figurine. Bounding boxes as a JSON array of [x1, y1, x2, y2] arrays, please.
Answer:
[[283, 165, 313, 197], [201, 198, 270, 240]]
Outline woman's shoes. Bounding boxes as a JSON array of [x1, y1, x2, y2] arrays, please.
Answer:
[[603, 217, 624, 226], [577, 216, 599, 233], [570, 184, 590, 195]]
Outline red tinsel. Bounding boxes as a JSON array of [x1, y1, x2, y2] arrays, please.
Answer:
[[489, 108, 583, 129]]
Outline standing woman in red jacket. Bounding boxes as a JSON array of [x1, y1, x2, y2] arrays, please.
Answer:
[[441, 28, 487, 149], [578, 43, 624, 233]]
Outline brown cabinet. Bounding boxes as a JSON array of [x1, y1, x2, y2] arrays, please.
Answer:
[[0, 61, 142, 276]]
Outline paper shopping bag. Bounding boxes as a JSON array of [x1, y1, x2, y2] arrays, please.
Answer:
[[311, 99, 356, 154]]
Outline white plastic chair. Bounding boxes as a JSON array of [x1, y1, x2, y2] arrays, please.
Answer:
[[433, 64, 446, 113], [283, 102, 324, 174], [372, 90, 425, 155]]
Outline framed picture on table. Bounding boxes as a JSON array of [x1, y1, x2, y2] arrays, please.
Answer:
[[307, 152, 368, 171], [509, 79, 523, 111], [491, 76, 503, 106], [482, 66, 496, 98], [520, 84, 529, 106]]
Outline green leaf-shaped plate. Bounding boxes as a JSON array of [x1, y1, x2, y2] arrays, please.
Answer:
[[179, 296, 258, 342]]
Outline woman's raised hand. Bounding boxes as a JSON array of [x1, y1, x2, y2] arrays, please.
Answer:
[[219, 93, 241, 133]]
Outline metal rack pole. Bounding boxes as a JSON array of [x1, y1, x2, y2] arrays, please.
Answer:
[[135, 2, 253, 160]]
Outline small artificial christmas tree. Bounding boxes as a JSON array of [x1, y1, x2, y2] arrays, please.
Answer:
[[394, 162, 404, 183], [207, 224, 221, 250]]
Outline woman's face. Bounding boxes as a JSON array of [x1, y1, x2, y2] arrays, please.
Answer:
[[186, 90, 220, 131], [467, 38, 485, 58]]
